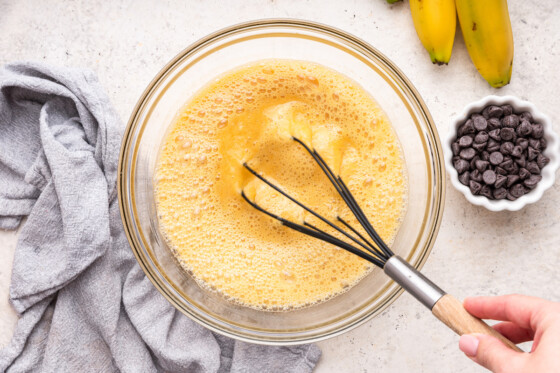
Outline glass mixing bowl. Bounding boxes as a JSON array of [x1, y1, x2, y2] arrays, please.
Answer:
[[118, 19, 445, 345]]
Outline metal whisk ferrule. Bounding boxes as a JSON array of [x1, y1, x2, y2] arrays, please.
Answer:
[[383, 256, 445, 309]]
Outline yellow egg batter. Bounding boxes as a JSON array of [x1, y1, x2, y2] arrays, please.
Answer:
[[155, 59, 407, 311]]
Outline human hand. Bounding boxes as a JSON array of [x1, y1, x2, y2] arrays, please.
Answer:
[[458, 295, 560, 373]]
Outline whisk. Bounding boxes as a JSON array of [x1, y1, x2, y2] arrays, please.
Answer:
[[241, 137, 521, 351]]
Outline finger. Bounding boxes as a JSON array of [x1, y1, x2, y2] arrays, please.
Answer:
[[492, 321, 535, 344], [460, 334, 526, 373], [464, 295, 550, 330]]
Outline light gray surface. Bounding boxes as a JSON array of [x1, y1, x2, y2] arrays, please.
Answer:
[[1, 0, 559, 372]]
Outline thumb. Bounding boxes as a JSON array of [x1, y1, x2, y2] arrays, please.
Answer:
[[459, 334, 525, 372]]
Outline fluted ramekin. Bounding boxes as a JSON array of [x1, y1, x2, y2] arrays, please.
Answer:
[[445, 95, 559, 212]]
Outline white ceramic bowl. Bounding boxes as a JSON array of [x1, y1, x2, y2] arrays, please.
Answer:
[[445, 95, 560, 212]]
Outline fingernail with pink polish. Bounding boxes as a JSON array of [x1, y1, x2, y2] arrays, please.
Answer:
[[459, 334, 479, 357]]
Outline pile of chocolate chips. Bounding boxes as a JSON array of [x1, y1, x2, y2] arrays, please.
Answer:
[[452, 104, 550, 200]]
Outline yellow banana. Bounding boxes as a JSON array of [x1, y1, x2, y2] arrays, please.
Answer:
[[456, 0, 514, 88], [410, 0, 456, 65]]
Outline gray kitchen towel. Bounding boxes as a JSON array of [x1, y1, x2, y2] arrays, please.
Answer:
[[0, 62, 321, 372]]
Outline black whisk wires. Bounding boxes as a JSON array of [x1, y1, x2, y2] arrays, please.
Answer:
[[240, 137, 395, 269]]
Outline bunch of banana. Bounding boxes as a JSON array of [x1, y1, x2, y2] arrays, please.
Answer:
[[386, 0, 514, 87]]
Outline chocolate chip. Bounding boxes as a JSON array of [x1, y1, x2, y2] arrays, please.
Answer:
[[469, 180, 482, 195], [487, 105, 503, 118], [531, 123, 544, 139], [540, 138, 547, 149], [506, 174, 520, 187], [470, 169, 482, 182], [511, 145, 523, 158], [488, 118, 502, 130], [481, 151, 490, 161], [500, 158, 515, 173], [488, 129, 501, 141], [475, 131, 489, 143], [459, 171, 470, 186], [528, 147, 539, 161], [516, 138, 529, 150], [487, 139, 500, 152], [460, 148, 476, 160], [520, 112, 533, 122], [475, 159, 489, 172], [452, 142, 460, 156], [516, 120, 532, 136], [518, 168, 531, 180], [482, 169, 497, 185], [515, 155, 527, 168], [493, 187, 508, 199], [495, 167, 507, 175], [526, 161, 540, 174], [502, 114, 519, 128], [480, 185, 493, 199], [500, 141, 514, 155], [454, 159, 470, 174], [472, 114, 488, 131], [500, 127, 515, 141], [536, 154, 550, 169], [489, 151, 504, 165], [506, 192, 516, 201], [472, 142, 487, 152], [501, 104, 513, 116], [495, 174, 507, 188], [470, 155, 480, 170], [458, 119, 475, 136], [459, 135, 473, 147], [510, 162, 519, 175], [510, 184, 527, 198], [524, 175, 542, 189], [529, 138, 541, 150], [482, 106, 491, 119]]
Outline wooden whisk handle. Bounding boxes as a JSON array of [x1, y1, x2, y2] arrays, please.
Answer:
[[384, 256, 522, 352], [432, 294, 522, 352]]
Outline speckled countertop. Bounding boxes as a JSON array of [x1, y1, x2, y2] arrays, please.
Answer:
[[1, 1, 559, 372]]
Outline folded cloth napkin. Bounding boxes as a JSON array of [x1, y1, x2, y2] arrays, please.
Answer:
[[0, 62, 321, 372]]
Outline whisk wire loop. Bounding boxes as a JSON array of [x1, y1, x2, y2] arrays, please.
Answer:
[[242, 163, 385, 263], [240, 191, 385, 267], [241, 136, 397, 268]]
